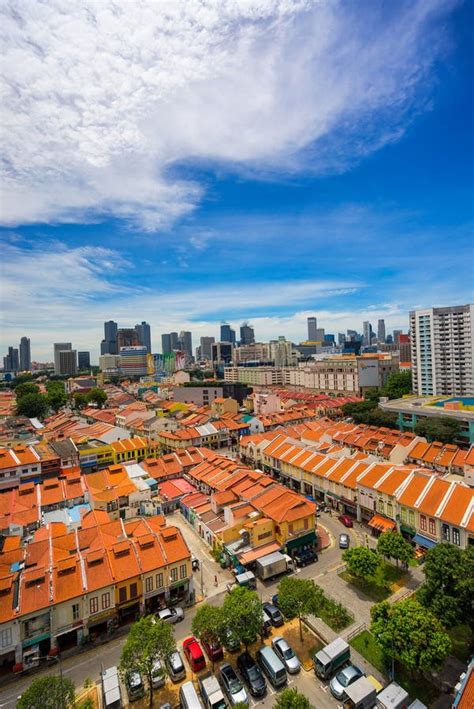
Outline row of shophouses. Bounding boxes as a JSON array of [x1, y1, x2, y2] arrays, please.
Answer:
[[0, 512, 192, 674], [240, 433, 474, 550]]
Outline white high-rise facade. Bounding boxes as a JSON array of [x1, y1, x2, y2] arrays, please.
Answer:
[[410, 305, 474, 396]]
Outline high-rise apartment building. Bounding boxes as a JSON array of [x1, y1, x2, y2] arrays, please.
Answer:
[[78, 351, 91, 370], [410, 305, 474, 396], [220, 323, 236, 345], [58, 349, 77, 376], [54, 343, 72, 374], [377, 319, 386, 343], [307, 317, 317, 341], [398, 334, 411, 364], [270, 337, 295, 367], [19, 337, 31, 371], [240, 323, 255, 345], [178, 331, 192, 358], [198, 336, 215, 360], [119, 346, 148, 377], [135, 321, 151, 353], [3, 347, 19, 372]]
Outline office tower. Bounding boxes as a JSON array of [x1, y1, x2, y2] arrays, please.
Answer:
[[398, 334, 411, 364], [199, 336, 215, 360], [363, 321, 373, 346], [240, 322, 255, 345], [19, 337, 31, 371], [393, 330, 402, 345], [270, 337, 295, 367], [170, 332, 179, 350], [178, 331, 193, 358], [103, 320, 118, 354], [325, 334, 335, 343], [220, 323, 236, 345], [3, 347, 19, 372], [161, 333, 172, 355], [58, 349, 77, 376], [410, 304, 474, 396], [377, 319, 386, 343], [307, 317, 317, 341], [135, 321, 152, 353], [78, 351, 91, 370], [117, 328, 139, 349], [54, 343, 72, 374], [119, 346, 148, 377], [315, 328, 325, 341], [212, 342, 233, 365], [337, 333, 346, 346]]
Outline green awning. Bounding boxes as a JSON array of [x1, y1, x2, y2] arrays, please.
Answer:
[[286, 531, 317, 551], [23, 632, 50, 648], [400, 524, 416, 536]]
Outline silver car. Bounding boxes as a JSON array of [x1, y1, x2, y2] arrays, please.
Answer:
[[157, 606, 184, 624], [271, 636, 301, 674], [339, 533, 350, 549], [151, 658, 165, 689], [219, 662, 249, 705], [330, 664, 363, 699]]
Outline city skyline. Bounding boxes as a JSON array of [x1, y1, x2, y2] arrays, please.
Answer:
[[1, 1, 473, 359]]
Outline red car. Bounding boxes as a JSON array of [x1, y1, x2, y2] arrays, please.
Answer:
[[183, 636, 206, 672], [338, 514, 354, 528], [202, 637, 224, 662]]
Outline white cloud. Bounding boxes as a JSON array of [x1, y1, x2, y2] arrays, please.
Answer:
[[1, 0, 455, 230]]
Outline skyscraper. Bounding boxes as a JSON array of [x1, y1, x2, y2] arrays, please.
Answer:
[[58, 349, 77, 376], [78, 351, 91, 369], [307, 317, 317, 341], [19, 337, 31, 371], [410, 305, 474, 396], [119, 346, 148, 377], [220, 323, 236, 345], [103, 320, 118, 354], [170, 332, 179, 350], [54, 343, 72, 374], [199, 336, 215, 360], [161, 333, 172, 355], [393, 330, 402, 345], [117, 328, 139, 349], [179, 331, 192, 358], [135, 321, 151, 353], [3, 347, 19, 372], [240, 323, 255, 345], [377, 319, 386, 343], [363, 322, 373, 346]]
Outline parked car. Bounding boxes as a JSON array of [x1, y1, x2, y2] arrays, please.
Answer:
[[338, 514, 353, 528], [219, 662, 249, 705], [151, 659, 165, 689], [237, 652, 267, 698], [330, 664, 364, 699], [166, 650, 186, 682], [125, 670, 145, 701], [294, 548, 318, 567], [262, 602, 284, 627], [157, 606, 184, 624], [183, 636, 206, 672], [339, 533, 350, 549], [222, 627, 240, 653], [271, 636, 301, 674], [202, 637, 224, 662]]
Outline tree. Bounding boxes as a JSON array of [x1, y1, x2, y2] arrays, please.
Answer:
[[73, 392, 89, 409], [414, 416, 463, 444], [342, 547, 380, 580], [277, 577, 323, 641], [274, 687, 314, 709], [120, 615, 176, 707], [377, 531, 414, 568], [15, 382, 40, 399], [222, 587, 263, 650], [16, 392, 49, 419], [87, 387, 107, 408], [192, 604, 225, 666], [17, 675, 75, 709], [340, 399, 398, 429], [371, 598, 451, 673], [418, 543, 474, 628], [381, 371, 412, 400], [47, 387, 68, 412]]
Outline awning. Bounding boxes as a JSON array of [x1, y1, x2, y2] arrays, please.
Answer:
[[239, 542, 281, 565], [412, 534, 437, 549], [22, 633, 50, 648], [286, 531, 317, 551], [400, 524, 416, 536], [368, 514, 396, 532]]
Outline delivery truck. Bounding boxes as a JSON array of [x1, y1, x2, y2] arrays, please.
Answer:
[[314, 637, 350, 680], [255, 552, 294, 581]]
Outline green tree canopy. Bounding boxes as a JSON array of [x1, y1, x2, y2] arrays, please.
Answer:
[[47, 388, 67, 412], [377, 531, 414, 568], [371, 598, 451, 673], [414, 416, 463, 444], [340, 399, 398, 429], [192, 603, 225, 646], [17, 675, 75, 709], [73, 392, 89, 409], [343, 546, 381, 580], [381, 371, 412, 399], [120, 615, 176, 706], [222, 587, 263, 650], [15, 382, 40, 399], [418, 543, 474, 628], [87, 388, 107, 408], [16, 392, 49, 419], [277, 576, 324, 640], [274, 687, 314, 709]]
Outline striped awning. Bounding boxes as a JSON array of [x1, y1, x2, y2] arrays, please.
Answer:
[[368, 514, 396, 532]]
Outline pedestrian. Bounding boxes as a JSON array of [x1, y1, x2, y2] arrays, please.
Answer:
[[214, 574, 218, 587]]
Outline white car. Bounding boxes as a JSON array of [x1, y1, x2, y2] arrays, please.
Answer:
[[157, 606, 184, 624], [219, 662, 249, 705], [151, 658, 165, 689], [271, 636, 301, 674]]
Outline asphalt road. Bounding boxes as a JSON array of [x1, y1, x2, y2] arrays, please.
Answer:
[[0, 511, 357, 708]]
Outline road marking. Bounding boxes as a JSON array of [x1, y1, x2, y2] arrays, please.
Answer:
[[319, 683, 328, 692]]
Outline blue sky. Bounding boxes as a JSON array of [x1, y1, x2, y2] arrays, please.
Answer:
[[1, 0, 473, 360]]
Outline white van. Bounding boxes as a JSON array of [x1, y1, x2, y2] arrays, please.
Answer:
[[256, 646, 287, 688], [180, 681, 203, 709]]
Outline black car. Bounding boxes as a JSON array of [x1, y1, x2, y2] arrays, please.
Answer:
[[237, 651, 267, 698], [262, 602, 284, 627], [294, 548, 318, 567]]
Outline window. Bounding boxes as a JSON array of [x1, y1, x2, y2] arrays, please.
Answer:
[[288, 523, 294, 535], [90, 596, 99, 614], [102, 592, 110, 609], [180, 564, 187, 580], [428, 518, 436, 535], [400, 507, 407, 523], [420, 515, 427, 531], [408, 510, 415, 526], [377, 499, 384, 514], [119, 587, 127, 604], [145, 577, 153, 593], [156, 573, 163, 589], [170, 567, 178, 583], [130, 583, 138, 598], [0, 628, 12, 648], [303, 518, 309, 530], [72, 603, 80, 620], [452, 528, 460, 546], [442, 524, 450, 542]]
